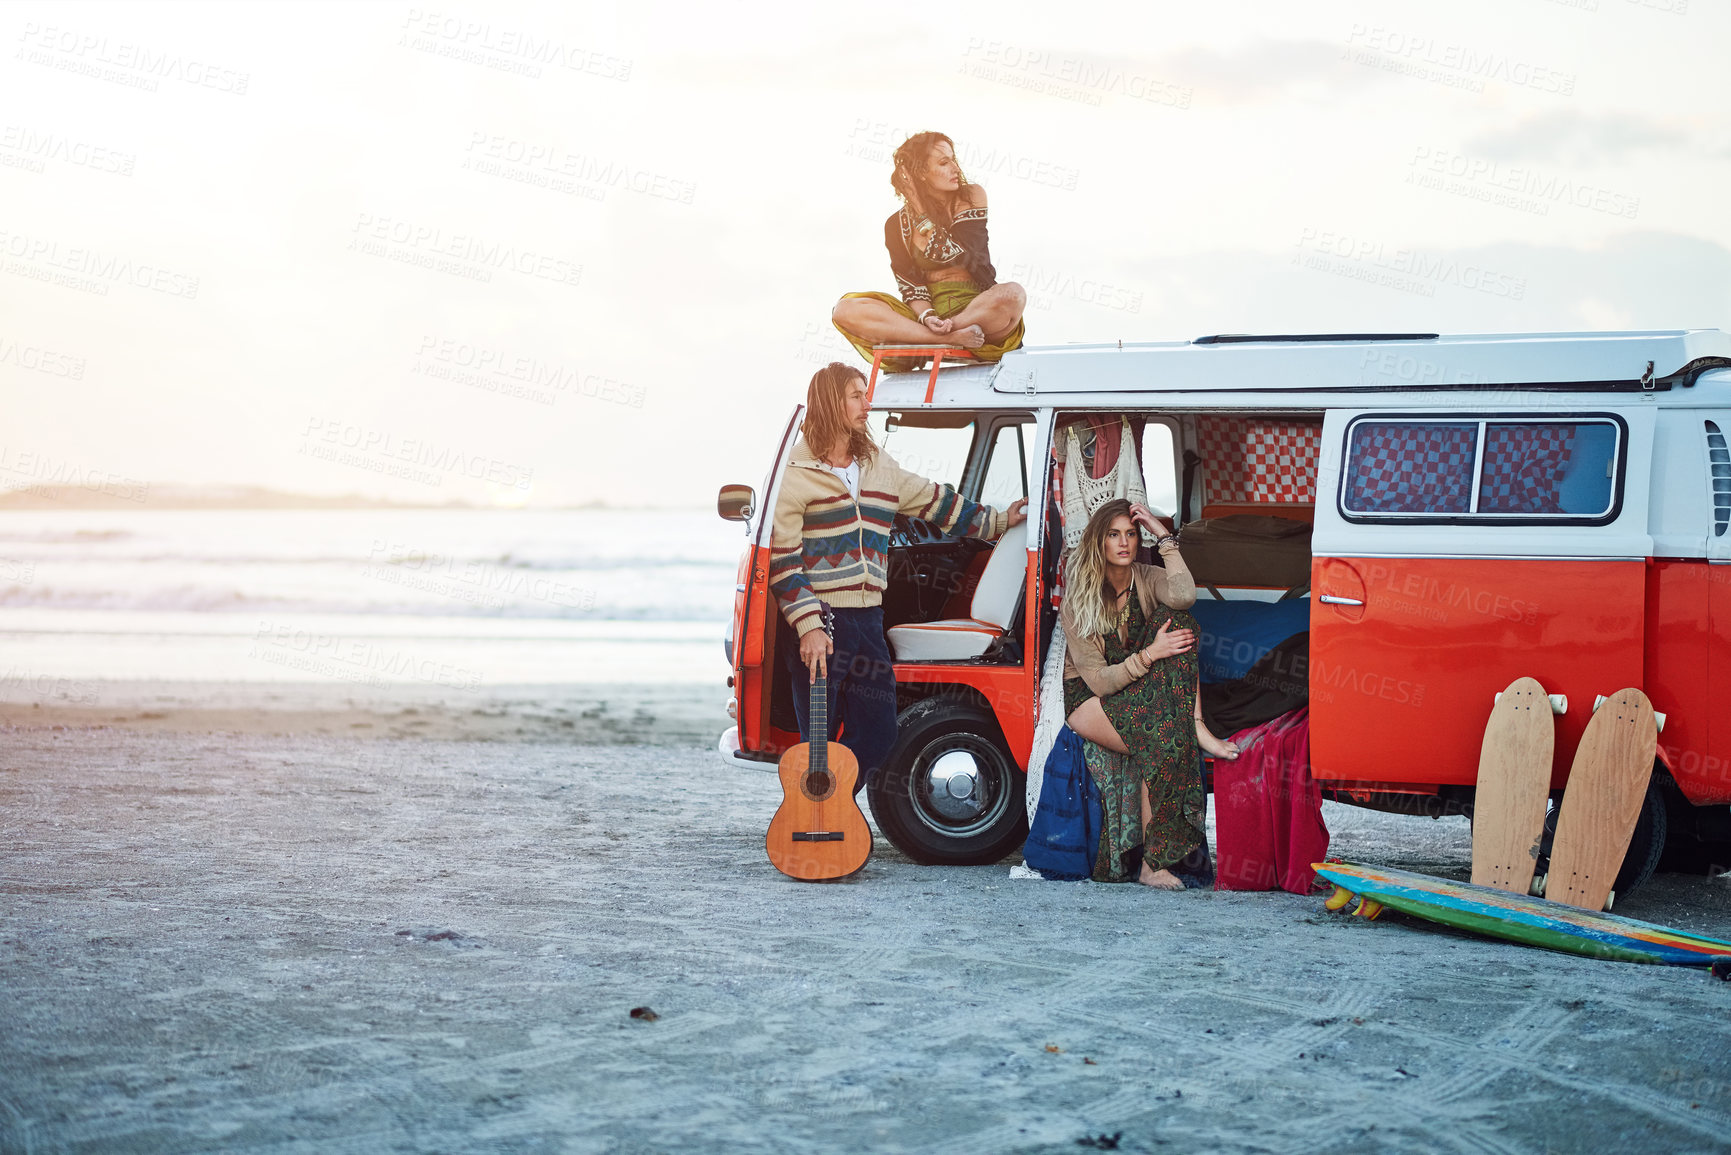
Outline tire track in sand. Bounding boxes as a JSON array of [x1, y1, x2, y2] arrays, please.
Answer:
[[1274, 997, 1729, 1152], [1260, 999, 1574, 1155]]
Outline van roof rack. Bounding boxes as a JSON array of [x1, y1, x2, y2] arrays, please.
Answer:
[[864, 344, 979, 405], [1192, 333, 1440, 345]]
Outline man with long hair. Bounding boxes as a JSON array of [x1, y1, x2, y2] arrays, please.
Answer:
[[770, 362, 1027, 791]]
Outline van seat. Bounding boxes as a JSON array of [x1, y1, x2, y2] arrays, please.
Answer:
[[888, 523, 1027, 661]]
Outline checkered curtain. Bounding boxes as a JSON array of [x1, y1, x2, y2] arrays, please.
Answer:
[[1477, 424, 1577, 514], [1195, 418, 1321, 504], [1345, 422, 1477, 514]]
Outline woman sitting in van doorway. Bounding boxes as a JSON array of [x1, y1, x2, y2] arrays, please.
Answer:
[[831, 131, 1026, 370], [1062, 499, 1240, 889]]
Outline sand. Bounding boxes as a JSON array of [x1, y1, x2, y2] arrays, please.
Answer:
[[3, 685, 1730, 1154]]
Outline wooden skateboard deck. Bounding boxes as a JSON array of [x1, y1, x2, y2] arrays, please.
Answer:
[[1315, 861, 1731, 967], [1470, 677, 1555, 895], [1546, 688, 1658, 912]]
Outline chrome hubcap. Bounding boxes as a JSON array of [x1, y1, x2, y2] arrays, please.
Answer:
[[909, 735, 1010, 838], [925, 750, 983, 821]]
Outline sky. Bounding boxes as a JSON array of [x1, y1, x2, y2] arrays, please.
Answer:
[[2, 0, 1728, 508]]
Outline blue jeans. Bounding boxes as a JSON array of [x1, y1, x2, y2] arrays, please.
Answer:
[[781, 606, 898, 793]]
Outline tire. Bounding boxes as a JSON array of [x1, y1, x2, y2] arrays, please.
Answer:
[[1658, 838, 1731, 877], [1613, 784, 1668, 899], [1536, 772, 1668, 902], [1654, 772, 1731, 876], [867, 698, 1027, 866]]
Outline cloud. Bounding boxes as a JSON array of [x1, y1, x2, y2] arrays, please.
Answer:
[[1150, 39, 1383, 104], [1465, 111, 1686, 166]]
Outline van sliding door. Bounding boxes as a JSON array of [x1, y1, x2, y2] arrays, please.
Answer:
[[1308, 408, 1652, 791]]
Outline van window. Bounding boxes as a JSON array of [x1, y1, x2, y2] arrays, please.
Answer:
[[1343, 421, 1478, 514], [1477, 423, 1616, 515], [1141, 422, 1179, 516], [1342, 416, 1623, 522], [979, 423, 1028, 508]]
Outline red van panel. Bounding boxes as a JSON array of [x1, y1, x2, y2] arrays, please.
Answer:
[[1643, 560, 1731, 805], [1310, 557, 1645, 789], [890, 561, 1042, 767], [1706, 567, 1731, 803]]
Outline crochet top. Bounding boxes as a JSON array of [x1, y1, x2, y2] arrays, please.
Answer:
[[883, 204, 998, 308], [1060, 418, 1154, 550]]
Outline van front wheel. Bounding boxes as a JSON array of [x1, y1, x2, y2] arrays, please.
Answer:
[[867, 699, 1027, 866]]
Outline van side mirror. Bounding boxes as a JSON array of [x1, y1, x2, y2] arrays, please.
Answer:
[[717, 483, 756, 522]]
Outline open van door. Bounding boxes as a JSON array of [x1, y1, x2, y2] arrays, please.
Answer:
[[1309, 407, 1654, 792], [728, 405, 804, 761]]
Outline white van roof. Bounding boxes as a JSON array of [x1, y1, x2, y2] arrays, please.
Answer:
[[872, 329, 1731, 408]]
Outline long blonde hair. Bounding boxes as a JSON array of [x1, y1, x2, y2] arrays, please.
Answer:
[[801, 362, 877, 466], [1065, 499, 1136, 639]]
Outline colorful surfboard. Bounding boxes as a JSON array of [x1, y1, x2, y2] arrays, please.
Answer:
[[1315, 860, 1731, 967]]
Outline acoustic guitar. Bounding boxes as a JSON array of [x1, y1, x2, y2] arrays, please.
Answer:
[[766, 608, 873, 881]]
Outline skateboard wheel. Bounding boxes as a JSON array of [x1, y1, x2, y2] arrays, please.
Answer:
[[1530, 874, 1547, 898], [1325, 886, 1354, 912], [1358, 899, 1384, 920], [1604, 890, 1614, 912]]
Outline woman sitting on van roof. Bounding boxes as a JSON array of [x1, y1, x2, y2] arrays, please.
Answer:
[[1062, 499, 1240, 889], [831, 131, 1026, 371]]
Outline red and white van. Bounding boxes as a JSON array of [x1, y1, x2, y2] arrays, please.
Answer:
[[717, 330, 1731, 895]]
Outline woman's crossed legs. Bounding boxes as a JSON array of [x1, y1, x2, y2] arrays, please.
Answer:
[[1066, 689, 1240, 891], [1065, 696, 1183, 890]]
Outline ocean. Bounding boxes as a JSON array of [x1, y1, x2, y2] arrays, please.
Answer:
[[0, 508, 744, 691]]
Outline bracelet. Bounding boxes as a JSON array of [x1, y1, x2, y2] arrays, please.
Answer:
[[1155, 534, 1180, 551], [917, 308, 937, 323]]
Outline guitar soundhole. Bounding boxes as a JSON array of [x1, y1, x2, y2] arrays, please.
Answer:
[[803, 770, 835, 801]]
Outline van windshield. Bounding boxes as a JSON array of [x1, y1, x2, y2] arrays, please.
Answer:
[[871, 413, 973, 491]]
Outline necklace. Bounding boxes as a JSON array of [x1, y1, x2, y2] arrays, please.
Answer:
[[1112, 580, 1134, 632]]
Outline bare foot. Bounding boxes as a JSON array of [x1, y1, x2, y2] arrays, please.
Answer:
[[1138, 862, 1185, 890], [951, 324, 986, 350], [1197, 721, 1239, 760]]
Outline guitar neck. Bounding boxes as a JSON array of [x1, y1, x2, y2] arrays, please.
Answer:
[[810, 673, 827, 773]]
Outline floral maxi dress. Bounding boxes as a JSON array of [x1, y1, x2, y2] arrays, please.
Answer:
[[1064, 592, 1207, 881]]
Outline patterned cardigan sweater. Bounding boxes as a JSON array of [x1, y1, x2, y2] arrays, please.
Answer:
[[770, 441, 1009, 638]]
